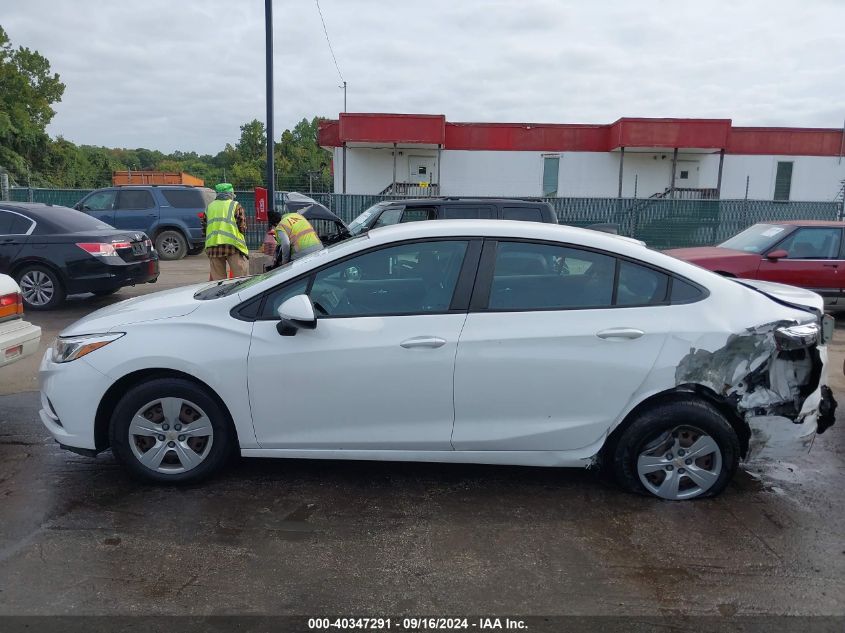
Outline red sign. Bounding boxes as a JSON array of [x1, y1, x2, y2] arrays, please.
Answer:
[[254, 187, 268, 222]]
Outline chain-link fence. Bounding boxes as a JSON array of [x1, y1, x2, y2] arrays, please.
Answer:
[[8, 187, 841, 250]]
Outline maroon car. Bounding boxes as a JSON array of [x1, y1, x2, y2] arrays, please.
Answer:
[[666, 221, 845, 307]]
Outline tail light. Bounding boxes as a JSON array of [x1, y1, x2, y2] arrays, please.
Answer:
[[76, 242, 121, 257], [0, 292, 24, 321]]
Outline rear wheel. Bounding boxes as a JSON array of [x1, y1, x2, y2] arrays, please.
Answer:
[[612, 399, 740, 500], [155, 230, 187, 260], [109, 378, 234, 484], [16, 264, 66, 310]]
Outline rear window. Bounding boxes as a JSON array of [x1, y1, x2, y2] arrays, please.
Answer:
[[35, 208, 114, 233], [162, 189, 206, 208], [503, 207, 543, 222]]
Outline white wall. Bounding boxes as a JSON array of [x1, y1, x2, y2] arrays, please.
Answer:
[[721, 155, 845, 200], [332, 148, 440, 194], [440, 151, 545, 197], [335, 147, 845, 201]]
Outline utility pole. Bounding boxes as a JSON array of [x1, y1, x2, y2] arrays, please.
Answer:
[[265, 0, 276, 218], [341, 81, 347, 195]]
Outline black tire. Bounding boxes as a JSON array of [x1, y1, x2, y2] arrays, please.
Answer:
[[187, 245, 205, 256], [15, 264, 66, 310], [109, 378, 234, 484], [155, 230, 187, 260], [92, 287, 121, 297], [612, 399, 740, 500]]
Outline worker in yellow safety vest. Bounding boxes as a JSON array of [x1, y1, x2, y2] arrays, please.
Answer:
[[203, 183, 249, 280], [275, 206, 323, 263]]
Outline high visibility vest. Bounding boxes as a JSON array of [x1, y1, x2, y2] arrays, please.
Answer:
[[278, 213, 322, 253], [205, 198, 248, 256]]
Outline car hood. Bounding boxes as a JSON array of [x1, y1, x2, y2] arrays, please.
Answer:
[[61, 283, 206, 336], [734, 278, 824, 313], [664, 246, 758, 263]]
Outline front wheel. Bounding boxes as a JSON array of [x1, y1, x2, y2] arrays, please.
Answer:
[[612, 399, 740, 500], [109, 378, 234, 484], [155, 230, 187, 260]]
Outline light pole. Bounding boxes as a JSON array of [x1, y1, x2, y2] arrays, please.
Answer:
[[265, 0, 275, 218]]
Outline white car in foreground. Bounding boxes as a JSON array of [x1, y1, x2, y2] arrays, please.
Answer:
[[0, 274, 41, 367], [38, 221, 836, 500]]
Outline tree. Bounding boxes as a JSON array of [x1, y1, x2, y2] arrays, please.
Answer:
[[0, 25, 65, 183]]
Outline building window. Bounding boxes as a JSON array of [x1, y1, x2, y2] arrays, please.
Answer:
[[774, 161, 793, 201], [679, 170, 689, 180], [542, 156, 560, 197]]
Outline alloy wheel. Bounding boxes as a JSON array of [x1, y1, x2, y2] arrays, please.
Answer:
[[160, 236, 180, 256], [19, 270, 55, 307], [128, 397, 214, 474], [636, 425, 723, 500]]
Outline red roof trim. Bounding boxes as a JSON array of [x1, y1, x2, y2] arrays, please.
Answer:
[[317, 113, 845, 157]]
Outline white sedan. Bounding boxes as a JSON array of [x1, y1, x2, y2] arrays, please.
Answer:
[[0, 274, 41, 367], [38, 221, 836, 500]]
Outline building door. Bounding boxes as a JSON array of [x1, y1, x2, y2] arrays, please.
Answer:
[[675, 161, 699, 188], [408, 156, 436, 185]]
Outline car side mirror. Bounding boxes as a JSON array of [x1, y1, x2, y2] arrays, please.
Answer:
[[276, 294, 317, 336], [73, 203, 82, 211], [767, 249, 788, 261]]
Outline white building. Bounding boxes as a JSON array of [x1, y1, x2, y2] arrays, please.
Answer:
[[319, 114, 845, 202]]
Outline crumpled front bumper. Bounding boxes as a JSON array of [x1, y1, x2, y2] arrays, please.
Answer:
[[746, 383, 837, 461]]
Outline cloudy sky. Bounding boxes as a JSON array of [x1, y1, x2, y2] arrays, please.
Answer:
[[4, 0, 845, 154]]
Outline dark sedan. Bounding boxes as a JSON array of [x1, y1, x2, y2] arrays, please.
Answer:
[[0, 203, 159, 310]]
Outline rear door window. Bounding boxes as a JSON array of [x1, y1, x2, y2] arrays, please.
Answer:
[[616, 260, 669, 306], [489, 241, 615, 310], [116, 190, 155, 210], [503, 206, 543, 222], [441, 205, 495, 220], [0, 211, 34, 235]]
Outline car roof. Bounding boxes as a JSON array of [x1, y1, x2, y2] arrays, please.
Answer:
[[0, 202, 70, 216], [763, 220, 845, 227], [366, 219, 644, 251]]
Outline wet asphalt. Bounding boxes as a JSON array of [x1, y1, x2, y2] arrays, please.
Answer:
[[0, 257, 843, 617]]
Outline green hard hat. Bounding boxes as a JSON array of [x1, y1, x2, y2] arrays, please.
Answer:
[[215, 182, 234, 193]]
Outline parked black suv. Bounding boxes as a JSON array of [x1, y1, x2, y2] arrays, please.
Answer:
[[347, 198, 557, 235], [74, 186, 215, 260]]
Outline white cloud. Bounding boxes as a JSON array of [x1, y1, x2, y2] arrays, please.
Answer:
[[3, 0, 844, 153]]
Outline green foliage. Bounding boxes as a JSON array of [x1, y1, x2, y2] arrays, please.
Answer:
[[0, 26, 334, 192]]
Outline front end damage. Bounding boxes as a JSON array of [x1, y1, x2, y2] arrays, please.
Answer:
[[675, 318, 837, 461]]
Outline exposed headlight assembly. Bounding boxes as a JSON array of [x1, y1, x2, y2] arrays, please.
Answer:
[[774, 322, 819, 351], [52, 332, 124, 363]]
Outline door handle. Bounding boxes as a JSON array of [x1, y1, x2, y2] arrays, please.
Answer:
[[596, 328, 644, 340], [823, 264, 839, 268], [400, 336, 447, 349]]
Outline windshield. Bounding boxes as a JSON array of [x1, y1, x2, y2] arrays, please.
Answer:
[[348, 202, 390, 235], [193, 235, 369, 299], [720, 223, 788, 253]]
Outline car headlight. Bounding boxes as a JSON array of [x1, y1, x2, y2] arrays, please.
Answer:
[[774, 322, 819, 351], [52, 332, 125, 363]]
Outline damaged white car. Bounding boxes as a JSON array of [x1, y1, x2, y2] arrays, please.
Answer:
[[38, 221, 836, 500]]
